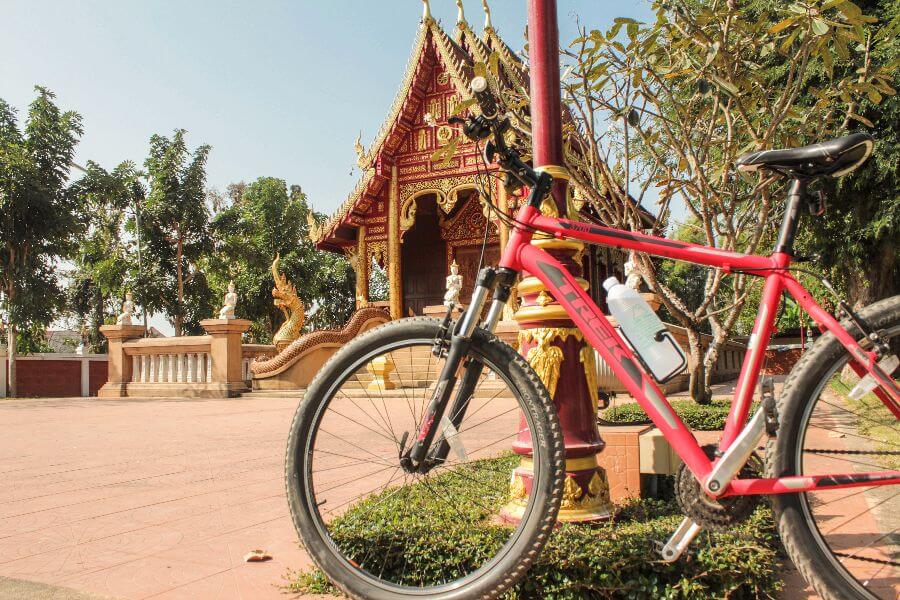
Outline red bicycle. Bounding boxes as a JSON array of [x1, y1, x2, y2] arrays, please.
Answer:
[[285, 75, 899, 600]]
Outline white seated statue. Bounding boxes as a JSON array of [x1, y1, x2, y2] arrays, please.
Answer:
[[624, 253, 643, 291], [443, 260, 463, 308], [116, 292, 134, 326], [218, 281, 238, 320]]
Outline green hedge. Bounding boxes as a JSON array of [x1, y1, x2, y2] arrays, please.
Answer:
[[287, 455, 782, 599], [600, 399, 758, 431]]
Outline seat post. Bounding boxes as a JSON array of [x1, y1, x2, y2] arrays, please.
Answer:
[[774, 178, 806, 255]]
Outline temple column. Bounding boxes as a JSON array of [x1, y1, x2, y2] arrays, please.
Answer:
[[503, 0, 612, 523], [497, 182, 519, 322], [497, 180, 510, 250], [355, 225, 369, 309], [388, 165, 402, 319]]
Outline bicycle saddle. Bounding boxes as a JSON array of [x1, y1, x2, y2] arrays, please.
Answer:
[[735, 132, 874, 178]]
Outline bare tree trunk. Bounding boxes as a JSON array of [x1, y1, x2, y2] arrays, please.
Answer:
[[175, 238, 183, 337], [685, 328, 711, 404], [849, 238, 897, 308], [702, 331, 729, 392], [6, 323, 15, 398]]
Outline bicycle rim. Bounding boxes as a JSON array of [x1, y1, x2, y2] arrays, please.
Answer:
[[796, 324, 900, 599], [298, 335, 549, 595]]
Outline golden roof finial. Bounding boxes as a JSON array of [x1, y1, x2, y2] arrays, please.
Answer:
[[353, 131, 366, 168], [455, 0, 466, 25], [422, 0, 433, 23], [482, 0, 493, 30]]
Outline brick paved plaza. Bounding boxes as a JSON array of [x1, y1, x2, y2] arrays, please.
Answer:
[[0, 393, 833, 600], [0, 395, 328, 600]]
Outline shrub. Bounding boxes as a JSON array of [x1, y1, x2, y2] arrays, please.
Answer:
[[287, 455, 782, 599], [601, 399, 759, 431]]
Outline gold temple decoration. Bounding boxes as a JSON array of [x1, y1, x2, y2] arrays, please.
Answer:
[[399, 175, 481, 230], [421, 0, 433, 23], [455, 0, 466, 24], [506, 469, 612, 522], [517, 327, 599, 410], [366, 356, 396, 391], [535, 164, 571, 181], [482, 0, 493, 30], [580, 345, 600, 414], [388, 166, 402, 319], [353, 132, 367, 168], [535, 290, 553, 307], [271, 255, 306, 352], [559, 472, 611, 514], [306, 212, 324, 244], [509, 473, 526, 500], [518, 328, 583, 398], [539, 196, 559, 218]]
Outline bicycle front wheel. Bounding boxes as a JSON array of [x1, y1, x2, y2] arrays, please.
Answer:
[[285, 317, 564, 600], [768, 295, 900, 600]]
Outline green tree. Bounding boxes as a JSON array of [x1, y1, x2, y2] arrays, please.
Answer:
[[140, 129, 213, 336], [67, 160, 145, 352], [209, 179, 355, 343], [795, 0, 899, 306], [0, 87, 84, 396], [564, 0, 894, 401]]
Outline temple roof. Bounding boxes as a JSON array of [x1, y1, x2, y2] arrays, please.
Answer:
[[310, 2, 527, 249], [309, 1, 654, 250]]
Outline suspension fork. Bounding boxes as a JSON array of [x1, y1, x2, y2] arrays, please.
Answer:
[[420, 268, 518, 470]]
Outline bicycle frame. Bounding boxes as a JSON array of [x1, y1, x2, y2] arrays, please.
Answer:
[[498, 203, 900, 498]]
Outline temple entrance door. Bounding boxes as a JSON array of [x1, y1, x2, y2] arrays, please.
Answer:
[[454, 244, 500, 305], [401, 195, 446, 316]]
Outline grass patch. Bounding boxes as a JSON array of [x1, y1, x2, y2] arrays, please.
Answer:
[[287, 455, 782, 599], [829, 377, 900, 470], [601, 399, 757, 431]]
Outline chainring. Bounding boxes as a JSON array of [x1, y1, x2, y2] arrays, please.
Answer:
[[675, 445, 763, 531]]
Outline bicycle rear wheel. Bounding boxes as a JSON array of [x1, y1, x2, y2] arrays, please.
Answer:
[[285, 317, 564, 600], [768, 295, 900, 600]]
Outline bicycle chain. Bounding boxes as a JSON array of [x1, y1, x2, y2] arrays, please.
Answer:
[[832, 552, 900, 568], [806, 448, 900, 456]]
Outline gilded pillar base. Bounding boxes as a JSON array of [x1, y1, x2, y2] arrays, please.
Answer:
[[504, 237, 612, 523], [500, 456, 613, 523]]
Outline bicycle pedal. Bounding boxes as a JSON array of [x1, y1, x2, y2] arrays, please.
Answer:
[[659, 517, 702, 563]]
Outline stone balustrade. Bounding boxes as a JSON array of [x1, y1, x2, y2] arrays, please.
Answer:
[[241, 344, 276, 384], [98, 319, 251, 398]]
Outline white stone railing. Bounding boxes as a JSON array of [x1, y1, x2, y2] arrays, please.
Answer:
[[241, 344, 276, 384], [100, 319, 251, 398], [130, 350, 213, 384]]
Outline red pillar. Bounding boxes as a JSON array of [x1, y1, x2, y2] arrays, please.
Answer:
[[501, 0, 612, 523]]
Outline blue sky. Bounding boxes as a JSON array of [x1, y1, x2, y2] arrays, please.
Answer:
[[2, 0, 655, 216], [4, 1, 657, 334]]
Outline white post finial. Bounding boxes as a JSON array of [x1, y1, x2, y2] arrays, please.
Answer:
[[422, 0, 432, 23], [482, 0, 492, 30], [455, 0, 466, 25]]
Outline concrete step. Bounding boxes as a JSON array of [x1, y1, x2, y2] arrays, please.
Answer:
[[241, 389, 306, 399]]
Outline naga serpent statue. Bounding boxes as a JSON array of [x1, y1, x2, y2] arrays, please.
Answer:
[[271, 254, 305, 352]]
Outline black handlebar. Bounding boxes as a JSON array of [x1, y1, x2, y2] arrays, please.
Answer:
[[461, 77, 545, 198]]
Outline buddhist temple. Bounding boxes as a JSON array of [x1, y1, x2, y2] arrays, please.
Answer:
[[309, 0, 629, 320]]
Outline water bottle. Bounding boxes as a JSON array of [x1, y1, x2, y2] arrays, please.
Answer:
[[603, 277, 686, 382]]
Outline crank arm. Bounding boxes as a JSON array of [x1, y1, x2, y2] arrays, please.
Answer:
[[660, 517, 702, 562], [704, 405, 767, 497]]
